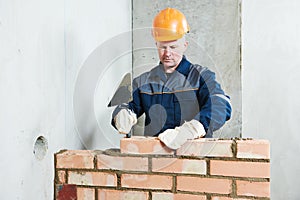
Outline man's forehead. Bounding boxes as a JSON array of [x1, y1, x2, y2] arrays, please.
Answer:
[[157, 39, 184, 46]]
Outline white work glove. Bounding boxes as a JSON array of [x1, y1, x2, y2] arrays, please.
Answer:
[[114, 109, 137, 134], [158, 119, 206, 150]]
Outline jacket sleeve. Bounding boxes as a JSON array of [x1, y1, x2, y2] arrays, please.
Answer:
[[111, 77, 144, 129], [193, 68, 232, 137]]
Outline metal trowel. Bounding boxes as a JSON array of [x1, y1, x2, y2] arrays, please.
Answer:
[[107, 73, 132, 138]]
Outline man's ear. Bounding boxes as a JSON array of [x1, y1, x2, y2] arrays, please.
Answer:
[[183, 41, 189, 51]]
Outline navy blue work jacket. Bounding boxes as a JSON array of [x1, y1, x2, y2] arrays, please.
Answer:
[[112, 56, 231, 137]]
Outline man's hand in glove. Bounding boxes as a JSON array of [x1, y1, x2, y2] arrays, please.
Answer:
[[114, 109, 137, 134], [158, 119, 206, 150]]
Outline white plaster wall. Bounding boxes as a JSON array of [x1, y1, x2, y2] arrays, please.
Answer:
[[242, 0, 300, 199], [65, 0, 132, 150], [0, 0, 131, 199]]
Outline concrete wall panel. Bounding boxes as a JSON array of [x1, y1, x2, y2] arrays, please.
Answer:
[[132, 0, 241, 138]]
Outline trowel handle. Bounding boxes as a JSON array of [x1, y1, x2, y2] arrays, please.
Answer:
[[118, 131, 131, 138]]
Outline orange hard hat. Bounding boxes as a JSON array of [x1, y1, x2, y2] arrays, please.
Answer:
[[152, 8, 190, 42]]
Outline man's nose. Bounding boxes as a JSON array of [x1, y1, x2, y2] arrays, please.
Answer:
[[163, 47, 172, 56]]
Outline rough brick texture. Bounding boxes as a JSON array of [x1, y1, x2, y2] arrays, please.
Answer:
[[55, 137, 270, 200], [56, 150, 95, 169], [176, 138, 234, 157], [56, 184, 77, 200], [152, 192, 207, 200], [236, 139, 270, 159], [121, 174, 173, 190], [98, 189, 148, 200], [120, 136, 174, 155], [152, 157, 206, 175], [77, 187, 95, 200], [210, 160, 270, 178]]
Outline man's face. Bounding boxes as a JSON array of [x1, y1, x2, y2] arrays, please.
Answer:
[[156, 37, 188, 72]]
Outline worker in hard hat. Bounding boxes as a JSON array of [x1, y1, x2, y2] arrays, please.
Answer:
[[111, 8, 232, 150]]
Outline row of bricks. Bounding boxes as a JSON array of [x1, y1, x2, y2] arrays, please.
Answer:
[[120, 137, 270, 158], [56, 171, 270, 197], [55, 137, 270, 159], [55, 138, 270, 199], [58, 186, 266, 200], [56, 152, 270, 178]]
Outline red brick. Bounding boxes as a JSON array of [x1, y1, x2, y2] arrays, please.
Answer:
[[77, 187, 95, 200], [176, 139, 234, 157], [211, 197, 248, 200], [68, 171, 117, 187], [152, 192, 206, 200], [121, 174, 173, 190], [56, 150, 94, 169], [177, 176, 232, 194], [120, 136, 174, 155], [236, 180, 270, 198], [237, 139, 270, 159], [98, 189, 148, 200], [97, 153, 148, 171], [57, 170, 66, 184], [152, 158, 206, 175], [56, 184, 77, 200], [210, 160, 270, 178]]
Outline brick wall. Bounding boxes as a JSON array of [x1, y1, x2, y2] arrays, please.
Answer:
[[54, 137, 270, 200]]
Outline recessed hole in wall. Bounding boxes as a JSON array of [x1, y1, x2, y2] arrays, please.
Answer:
[[33, 136, 48, 160]]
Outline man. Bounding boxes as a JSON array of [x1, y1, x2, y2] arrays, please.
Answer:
[[111, 8, 232, 150]]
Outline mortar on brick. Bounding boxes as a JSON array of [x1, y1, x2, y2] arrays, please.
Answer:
[[231, 139, 238, 158], [102, 148, 121, 155]]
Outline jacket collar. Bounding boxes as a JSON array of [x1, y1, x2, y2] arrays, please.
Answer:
[[149, 55, 191, 81], [175, 55, 191, 77]]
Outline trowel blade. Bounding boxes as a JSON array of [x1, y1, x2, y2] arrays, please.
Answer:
[[107, 73, 132, 107]]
